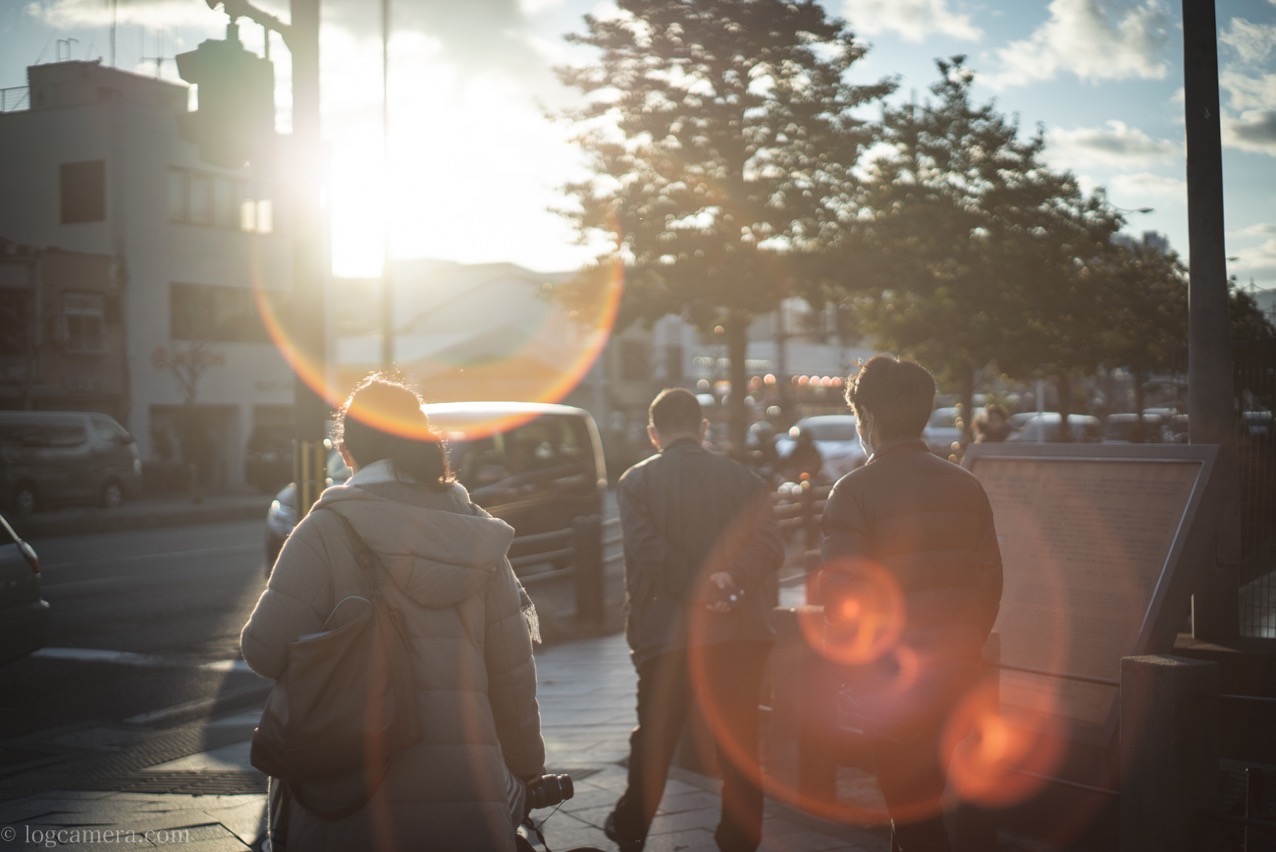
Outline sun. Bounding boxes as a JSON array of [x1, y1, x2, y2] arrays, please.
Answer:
[[325, 69, 597, 277]]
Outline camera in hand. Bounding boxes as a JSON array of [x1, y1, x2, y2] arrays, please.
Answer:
[[526, 773, 574, 810]]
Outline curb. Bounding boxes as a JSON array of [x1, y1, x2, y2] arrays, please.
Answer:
[[12, 501, 270, 540]]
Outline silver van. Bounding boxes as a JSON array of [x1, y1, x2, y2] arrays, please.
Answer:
[[265, 401, 608, 573], [0, 411, 143, 515]]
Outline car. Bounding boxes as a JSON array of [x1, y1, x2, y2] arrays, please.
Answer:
[[1102, 413, 1172, 444], [265, 443, 352, 567], [923, 406, 964, 457], [266, 402, 608, 574], [0, 410, 142, 515], [773, 414, 867, 483], [1009, 412, 1102, 443], [0, 511, 48, 664], [244, 424, 297, 493]]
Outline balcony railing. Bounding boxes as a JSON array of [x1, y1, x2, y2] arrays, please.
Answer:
[[1, 86, 30, 113]]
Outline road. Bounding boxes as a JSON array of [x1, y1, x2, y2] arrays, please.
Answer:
[[0, 520, 272, 740]]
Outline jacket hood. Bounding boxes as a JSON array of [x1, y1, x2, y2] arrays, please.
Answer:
[[312, 479, 515, 609]]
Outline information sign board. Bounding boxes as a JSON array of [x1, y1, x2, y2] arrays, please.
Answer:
[[962, 442, 1220, 744]]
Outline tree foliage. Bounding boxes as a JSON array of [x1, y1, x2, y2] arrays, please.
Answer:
[[554, 0, 893, 446], [851, 57, 1111, 437]]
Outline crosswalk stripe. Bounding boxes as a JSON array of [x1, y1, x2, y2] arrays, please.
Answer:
[[32, 647, 251, 673]]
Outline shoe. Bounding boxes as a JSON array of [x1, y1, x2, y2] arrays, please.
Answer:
[[604, 812, 643, 852]]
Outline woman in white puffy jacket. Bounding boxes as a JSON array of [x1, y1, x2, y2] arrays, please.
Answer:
[[242, 374, 546, 852]]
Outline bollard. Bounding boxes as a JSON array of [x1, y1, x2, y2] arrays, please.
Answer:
[[800, 478, 820, 556], [767, 606, 840, 806], [572, 514, 603, 624], [1119, 655, 1220, 852]]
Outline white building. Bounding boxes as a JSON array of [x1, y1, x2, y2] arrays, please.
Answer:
[[0, 60, 295, 489]]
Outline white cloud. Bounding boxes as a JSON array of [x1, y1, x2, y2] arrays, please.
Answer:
[[1221, 17, 1276, 67], [1228, 233, 1276, 283], [1237, 223, 1276, 240], [1045, 120, 1179, 168], [1220, 71, 1276, 156], [1108, 171, 1186, 202], [1216, 14, 1276, 157], [985, 0, 1172, 89], [840, 0, 981, 42]]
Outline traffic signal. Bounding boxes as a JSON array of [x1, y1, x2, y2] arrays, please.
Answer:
[[176, 29, 275, 169]]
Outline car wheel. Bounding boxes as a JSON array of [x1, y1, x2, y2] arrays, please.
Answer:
[[101, 478, 125, 509], [13, 482, 38, 516]]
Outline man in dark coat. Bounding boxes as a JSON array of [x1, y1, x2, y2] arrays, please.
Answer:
[[820, 356, 1003, 852], [606, 388, 785, 852]]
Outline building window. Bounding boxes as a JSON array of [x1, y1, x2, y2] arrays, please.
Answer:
[[189, 172, 212, 225], [60, 160, 106, 224], [0, 289, 31, 357], [620, 339, 650, 382], [170, 281, 281, 343], [64, 291, 106, 353], [664, 344, 684, 383], [168, 167, 274, 233]]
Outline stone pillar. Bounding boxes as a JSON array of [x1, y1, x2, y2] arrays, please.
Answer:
[[766, 606, 839, 805], [1119, 655, 1220, 852], [572, 514, 603, 624]]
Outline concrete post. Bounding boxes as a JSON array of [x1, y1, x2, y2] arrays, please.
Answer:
[[572, 514, 603, 624], [1119, 655, 1220, 852], [766, 606, 839, 805]]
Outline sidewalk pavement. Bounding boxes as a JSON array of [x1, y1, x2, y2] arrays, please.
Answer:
[[1, 496, 1033, 850], [0, 617, 898, 852]]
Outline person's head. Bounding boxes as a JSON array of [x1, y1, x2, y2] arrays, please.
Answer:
[[336, 373, 453, 488], [845, 355, 936, 447], [647, 388, 707, 449], [985, 403, 1008, 425]]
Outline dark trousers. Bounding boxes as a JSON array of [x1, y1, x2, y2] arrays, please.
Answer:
[[874, 726, 953, 852], [612, 640, 771, 852], [868, 659, 982, 852]]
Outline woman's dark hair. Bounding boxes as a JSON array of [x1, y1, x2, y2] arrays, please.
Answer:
[[335, 373, 453, 489], [845, 355, 936, 440]]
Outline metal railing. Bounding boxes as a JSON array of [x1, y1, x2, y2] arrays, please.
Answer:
[[1, 86, 29, 112]]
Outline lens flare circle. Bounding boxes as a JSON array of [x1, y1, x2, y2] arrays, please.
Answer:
[[799, 561, 907, 667], [943, 680, 1068, 810], [251, 250, 623, 419]]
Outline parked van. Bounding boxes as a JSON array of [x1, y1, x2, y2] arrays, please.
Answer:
[[265, 401, 607, 573], [0, 411, 143, 515]]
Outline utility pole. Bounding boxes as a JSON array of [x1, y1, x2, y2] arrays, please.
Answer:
[[196, 0, 329, 513], [1182, 0, 1240, 639], [380, 0, 394, 368]]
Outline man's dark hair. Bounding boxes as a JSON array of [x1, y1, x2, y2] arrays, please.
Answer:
[[845, 356, 936, 440], [649, 388, 704, 437]]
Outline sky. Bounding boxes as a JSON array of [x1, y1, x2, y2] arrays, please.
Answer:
[[1, 0, 1274, 296]]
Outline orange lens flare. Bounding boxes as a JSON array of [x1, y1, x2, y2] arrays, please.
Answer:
[[798, 562, 906, 666], [943, 680, 1068, 809], [250, 252, 623, 419]]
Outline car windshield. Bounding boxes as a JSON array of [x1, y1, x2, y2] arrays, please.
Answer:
[[802, 418, 857, 441]]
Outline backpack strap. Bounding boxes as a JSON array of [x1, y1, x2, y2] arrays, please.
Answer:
[[318, 508, 384, 593]]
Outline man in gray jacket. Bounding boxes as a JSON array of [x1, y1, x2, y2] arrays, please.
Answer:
[[606, 388, 784, 852], [820, 356, 1002, 852]]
